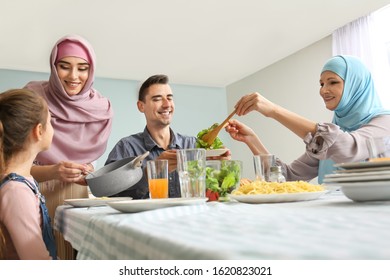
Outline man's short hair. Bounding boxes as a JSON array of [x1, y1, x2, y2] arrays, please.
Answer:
[[138, 74, 169, 101]]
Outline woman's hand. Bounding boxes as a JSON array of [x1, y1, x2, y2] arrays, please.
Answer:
[[234, 92, 276, 117], [234, 92, 317, 140], [225, 119, 268, 155], [77, 163, 94, 185], [225, 119, 256, 144], [53, 161, 92, 185]]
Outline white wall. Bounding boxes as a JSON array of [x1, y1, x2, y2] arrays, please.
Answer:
[[226, 36, 334, 180]]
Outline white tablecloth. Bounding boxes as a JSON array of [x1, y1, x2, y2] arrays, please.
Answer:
[[54, 192, 390, 260]]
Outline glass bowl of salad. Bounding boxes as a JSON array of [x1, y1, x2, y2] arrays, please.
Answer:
[[205, 160, 242, 201]]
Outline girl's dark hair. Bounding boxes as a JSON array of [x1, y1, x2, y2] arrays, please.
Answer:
[[0, 89, 48, 174], [138, 74, 169, 102]]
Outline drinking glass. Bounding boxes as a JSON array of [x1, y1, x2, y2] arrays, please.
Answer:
[[146, 159, 169, 199], [177, 149, 206, 198], [253, 154, 276, 181]]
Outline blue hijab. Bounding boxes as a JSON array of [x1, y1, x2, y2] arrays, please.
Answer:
[[318, 55, 390, 183]]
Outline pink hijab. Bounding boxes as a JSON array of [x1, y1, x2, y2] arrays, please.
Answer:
[[25, 35, 113, 165]]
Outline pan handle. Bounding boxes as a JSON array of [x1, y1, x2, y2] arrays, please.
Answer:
[[129, 151, 150, 168]]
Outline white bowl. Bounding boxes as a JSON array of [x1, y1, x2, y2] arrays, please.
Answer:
[[339, 180, 390, 202]]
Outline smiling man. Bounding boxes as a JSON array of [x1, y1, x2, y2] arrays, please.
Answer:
[[105, 74, 197, 199]]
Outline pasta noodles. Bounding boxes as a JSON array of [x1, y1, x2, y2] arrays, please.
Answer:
[[232, 179, 324, 195]]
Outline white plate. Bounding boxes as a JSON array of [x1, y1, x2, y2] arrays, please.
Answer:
[[228, 191, 327, 204], [336, 181, 390, 202], [334, 160, 390, 170], [324, 170, 390, 183], [64, 197, 132, 207], [107, 197, 208, 213], [333, 166, 390, 173], [206, 149, 228, 157], [325, 170, 390, 178]]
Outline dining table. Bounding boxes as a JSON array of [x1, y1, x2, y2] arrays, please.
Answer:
[[53, 191, 390, 260]]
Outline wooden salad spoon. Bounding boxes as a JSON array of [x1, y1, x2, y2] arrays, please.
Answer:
[[202, 109, 236, 146]]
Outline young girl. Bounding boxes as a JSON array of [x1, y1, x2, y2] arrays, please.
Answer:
[[0, 89, 56, 259]]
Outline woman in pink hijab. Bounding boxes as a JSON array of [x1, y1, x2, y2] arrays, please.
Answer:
[[24, 34, 113, 259]]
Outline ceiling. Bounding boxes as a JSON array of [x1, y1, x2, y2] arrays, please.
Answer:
[[1, 0, 390, 87]]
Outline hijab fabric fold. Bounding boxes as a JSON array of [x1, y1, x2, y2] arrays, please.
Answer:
[[25, 35, 113, 164]]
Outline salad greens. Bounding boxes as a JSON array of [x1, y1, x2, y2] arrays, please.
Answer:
[[186, 160, 206, 178], [196, 123, 224, 150], [206, 160, 241, 197]]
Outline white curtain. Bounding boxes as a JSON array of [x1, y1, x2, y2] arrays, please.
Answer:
[[332, 9, 390, 108]]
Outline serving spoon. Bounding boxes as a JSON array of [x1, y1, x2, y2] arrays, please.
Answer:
[[201, 109, 236, 146]]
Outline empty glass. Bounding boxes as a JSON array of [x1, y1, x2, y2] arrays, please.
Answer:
[[177, 149, 206, 198], [253, 154, 276, 181]]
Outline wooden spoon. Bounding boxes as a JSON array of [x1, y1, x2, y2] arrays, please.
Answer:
[[202, 109, 236, 146]]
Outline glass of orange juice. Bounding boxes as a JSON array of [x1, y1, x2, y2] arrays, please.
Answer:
[[146, 159, 169, 199]]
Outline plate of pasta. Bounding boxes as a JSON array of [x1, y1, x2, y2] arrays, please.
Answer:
[[229, 180, 327, 203]]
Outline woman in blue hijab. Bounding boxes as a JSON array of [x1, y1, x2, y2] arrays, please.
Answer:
[[225, 55, 390, 183]]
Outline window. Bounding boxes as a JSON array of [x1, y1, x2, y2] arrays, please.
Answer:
[[370, 5, 390, 107], [374, 6, 390, 63], [332, 4, 390, 107]]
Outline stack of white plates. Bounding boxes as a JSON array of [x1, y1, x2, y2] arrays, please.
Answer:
[[323, 160, 390, 202]]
